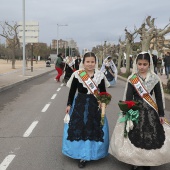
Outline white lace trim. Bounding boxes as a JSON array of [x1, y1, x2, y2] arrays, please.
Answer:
[[66, 69, 109, 94]]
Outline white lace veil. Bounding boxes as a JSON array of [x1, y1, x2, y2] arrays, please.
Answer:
[[123, 51, 165, 109], [131, 51, 154, 75], [67, 52, 110, 88], [79, 52, 99, 70]]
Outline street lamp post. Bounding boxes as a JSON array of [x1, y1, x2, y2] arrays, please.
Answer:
[[57, 24, 68, 56], [31, 43, 33, 72], [22, 0, 26, 76], [65, 41, 67, 57]]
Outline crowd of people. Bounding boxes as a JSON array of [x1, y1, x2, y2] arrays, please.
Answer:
[[151, 52, 170, 79], [54, 51, 170, 170]]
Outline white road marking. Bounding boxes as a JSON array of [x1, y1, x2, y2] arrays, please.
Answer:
[[0, 155, 16, 170], [57, 88, 61, 91], [41, 103, 50, 112], [23, 121, 39, 137], [51, 94, 57, 99], [60, 83, 64, 86]]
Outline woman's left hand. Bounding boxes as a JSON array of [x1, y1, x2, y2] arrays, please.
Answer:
[[160, 117, 165, 124]]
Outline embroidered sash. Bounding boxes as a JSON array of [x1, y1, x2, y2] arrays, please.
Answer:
[[78, 70, 99, 96], [129, 74, 158, 113]]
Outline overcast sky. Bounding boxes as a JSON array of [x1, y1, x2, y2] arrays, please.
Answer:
[[0, 0, 170, 53]]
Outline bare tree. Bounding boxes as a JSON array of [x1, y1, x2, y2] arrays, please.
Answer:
[[0, 21, 20, 69], [117, 37, 125, 74], [138, 16, 170, 51], [124, 28, 138, 75]]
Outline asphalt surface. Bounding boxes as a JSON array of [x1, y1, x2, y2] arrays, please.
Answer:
[[0, 69, 170, 170]]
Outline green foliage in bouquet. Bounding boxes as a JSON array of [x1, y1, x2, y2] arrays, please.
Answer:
[[118, 100, 140, 112], [96, 92, 112, 105], [118, 100, 140, 137]]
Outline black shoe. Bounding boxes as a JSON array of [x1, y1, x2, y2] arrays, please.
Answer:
[[131, 165, 138, 170], [142, 166, 150, 170], [78, 160, 87, 168]]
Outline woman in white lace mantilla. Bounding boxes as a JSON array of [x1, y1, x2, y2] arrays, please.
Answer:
[[100, 56, 117, 87], [109, 52, 170, 170], [62, 52, 110, 168]]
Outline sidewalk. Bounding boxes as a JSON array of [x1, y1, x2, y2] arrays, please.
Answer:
[[0, 60, 55, 92]]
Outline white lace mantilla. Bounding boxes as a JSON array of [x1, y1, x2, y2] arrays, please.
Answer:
[[138, 73, 158, 93], [66, 69, 110, 93], [123, 72, 165, 109]]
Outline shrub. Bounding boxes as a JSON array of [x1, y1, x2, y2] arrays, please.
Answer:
[[167, 79, 170, 93], [163, 79, 170, 94]]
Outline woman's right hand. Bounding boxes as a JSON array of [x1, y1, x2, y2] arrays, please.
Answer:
[[65, 105, 71, 114]]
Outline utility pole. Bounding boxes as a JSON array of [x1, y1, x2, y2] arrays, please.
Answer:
[[31, 43, 33, 72], [22, 0, 26, 76]]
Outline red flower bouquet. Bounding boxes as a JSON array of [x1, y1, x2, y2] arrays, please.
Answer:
[[96, 92, 112, 126], [118, 100, 140, 137], [118, 100, 139, 112]]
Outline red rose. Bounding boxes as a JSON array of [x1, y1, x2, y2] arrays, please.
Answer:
[[124, 101, 135, 109]]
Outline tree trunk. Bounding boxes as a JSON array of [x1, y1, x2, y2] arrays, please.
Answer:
[[125, 44, 131, 75], [117, 52, 122, 74], [12, 48, 16, 69], [141, 38, 152, 51]]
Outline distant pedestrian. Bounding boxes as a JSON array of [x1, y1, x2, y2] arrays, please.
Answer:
[[100, 56, 117, 87], [157, 57, 163, 75], [164, 52, 170, 79], [152, 54, 158, 74], [162, 54, 167, 75], [63, 56, 75, 85], [74, 55, 81, 70], [55, 53, 65, 82]]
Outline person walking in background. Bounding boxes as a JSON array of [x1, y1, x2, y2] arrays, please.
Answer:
[[100, 56, 117, 87], [162, 54, 167, 76], [164, 52, 170, 79], [109, 52, 170, 170], [157, 57, 163, 75], [62, 52, 110, 168], [55, 53, 65, 82], [74, 55, 81, 70], [152, 53, 158, 74]]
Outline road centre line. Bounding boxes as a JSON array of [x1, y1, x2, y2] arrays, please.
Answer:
[[41, 103, 51, 112], [51, 94, 57, 99], [0, 154, 16, 170], [57, 87, 61, 91], [23, 121, 39, 137]]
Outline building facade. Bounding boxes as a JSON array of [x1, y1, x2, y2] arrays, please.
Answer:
[[51, 39, 68, 49], [18, 21, 39, 46]]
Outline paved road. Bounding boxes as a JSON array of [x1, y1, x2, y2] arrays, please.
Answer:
[[0, 71, 170, 170]]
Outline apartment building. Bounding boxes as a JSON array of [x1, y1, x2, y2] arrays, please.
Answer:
[[18, 21, 39, 46], [51, 39, 77, 50], [51, 39, 68, 49]]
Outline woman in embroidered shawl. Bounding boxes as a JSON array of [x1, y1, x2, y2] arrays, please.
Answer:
[[63, 56, 75, 85], [62, 52, 110, 168], [100, 56, 117, 87], [109, 52, 170, 170]]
